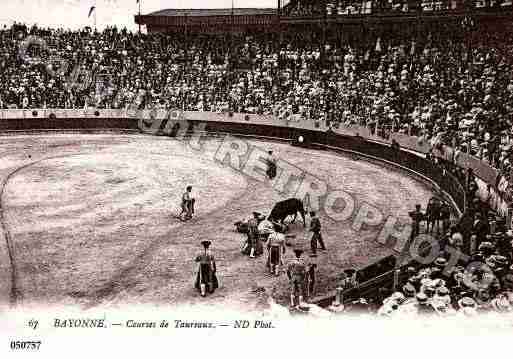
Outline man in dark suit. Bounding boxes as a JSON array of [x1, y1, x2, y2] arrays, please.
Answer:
[[266, 150, 277, 179], [409, 204, 425, 238], [309, 211, 326, 256], [426, 197, 441, 234], [439, 201, 451, 235]]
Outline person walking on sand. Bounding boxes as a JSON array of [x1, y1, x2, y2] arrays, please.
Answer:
[[179, 185, 195, 221]]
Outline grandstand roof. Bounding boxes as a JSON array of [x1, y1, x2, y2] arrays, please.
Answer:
[[147, 8, 277, 17]]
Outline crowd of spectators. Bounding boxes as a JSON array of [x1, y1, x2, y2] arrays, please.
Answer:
[[324, 169, 513, 317], [0, 19, 512, 191], [375, 241, 513, 317], [373, 185, 513, 317], [1, 13, 512, 318]]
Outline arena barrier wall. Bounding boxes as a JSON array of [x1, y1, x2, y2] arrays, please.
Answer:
[[0, 108, 504, 174], [0, 109, 508, 214], [181, 112, 504, 200]]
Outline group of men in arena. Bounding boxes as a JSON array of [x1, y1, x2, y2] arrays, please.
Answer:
[[236, 205, 326, 308], [190, 146, 327, 308], [192, 153, 512, 313]]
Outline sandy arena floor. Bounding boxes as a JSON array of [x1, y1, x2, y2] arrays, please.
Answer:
[[0, 133, 434, 311]]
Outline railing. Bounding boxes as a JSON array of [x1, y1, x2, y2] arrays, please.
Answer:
[[0, 108, 508, 215]]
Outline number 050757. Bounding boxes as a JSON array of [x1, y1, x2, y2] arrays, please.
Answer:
[[10, 341, 41, 350]]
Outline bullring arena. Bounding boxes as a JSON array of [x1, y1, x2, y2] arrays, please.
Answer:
[[0, 111, 444, 312]]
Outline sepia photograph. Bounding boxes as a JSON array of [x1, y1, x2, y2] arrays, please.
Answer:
[[0, 0, 512, 356]]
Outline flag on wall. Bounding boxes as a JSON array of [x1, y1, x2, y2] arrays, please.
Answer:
[[88, 6, 96, 18]]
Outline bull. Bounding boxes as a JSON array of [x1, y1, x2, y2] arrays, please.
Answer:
[[268, 198, 306, 227]]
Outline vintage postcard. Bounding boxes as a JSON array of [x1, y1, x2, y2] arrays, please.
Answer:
[[1, 0, 513, 356]]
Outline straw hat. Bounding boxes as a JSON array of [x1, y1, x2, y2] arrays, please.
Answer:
[[402, 283, 416, 297], [458, 296, 477, 309], [491, 296, 512, 313], [434, 257, 448, 268], [416, 292, 428, 304]]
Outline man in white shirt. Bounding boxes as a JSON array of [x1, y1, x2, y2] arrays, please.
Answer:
[[179, 185, 195, 221]]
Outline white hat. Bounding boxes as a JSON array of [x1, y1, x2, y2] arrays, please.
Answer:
[[457, 296, 477, 309], [491, 296, 512, 313]]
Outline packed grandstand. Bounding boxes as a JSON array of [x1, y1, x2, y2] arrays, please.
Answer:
[[1, 0, 513, 316]]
